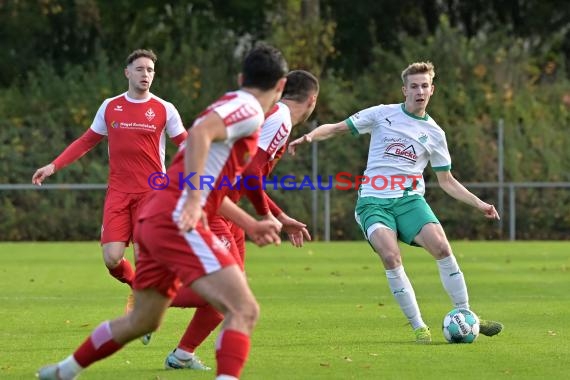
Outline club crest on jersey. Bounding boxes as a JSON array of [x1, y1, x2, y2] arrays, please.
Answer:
[[218, 236, 232, 251], [418, 133, 428, 144], [384, 143, 417, 162], [223, 104, 258, 125], [212, 236, 229, 253], [145, 108, 156, 121]]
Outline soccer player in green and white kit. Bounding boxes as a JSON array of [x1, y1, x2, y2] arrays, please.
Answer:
[[288, 61, 503, 343]]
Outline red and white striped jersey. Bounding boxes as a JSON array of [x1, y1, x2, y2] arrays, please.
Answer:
[[139, 90, 264, 220], [258, 102, 292, 162], [91, 92, 185, 193], [225, 101, 293, 215]]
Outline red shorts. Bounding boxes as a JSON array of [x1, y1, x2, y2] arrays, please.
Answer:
[[101, 188, 150, 245], [133, 212, 237, 299], [208, 214, 244, 270]]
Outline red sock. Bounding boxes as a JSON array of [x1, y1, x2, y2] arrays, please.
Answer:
[[215, 329, 250, 378], [73, 321, 124, 368], [171, 287, 208, 308], [178, 305, 224, 353], [108, 258, 134, 287]]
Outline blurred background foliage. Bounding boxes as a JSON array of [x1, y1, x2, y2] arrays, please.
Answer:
[[2, 0, 570, 240]]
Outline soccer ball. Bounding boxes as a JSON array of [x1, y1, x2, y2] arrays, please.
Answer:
[[442, 308, 480, 343]]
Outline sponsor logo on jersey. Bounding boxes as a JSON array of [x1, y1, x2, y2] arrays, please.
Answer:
[[385, 143, 417, 162], [145, 108, 156, 121], [114, 105, 123, 111], [223, 104, 258, 126], [113, 121, 157, 131], [266, 123, 289, 157], [383, 137, 409, 143]]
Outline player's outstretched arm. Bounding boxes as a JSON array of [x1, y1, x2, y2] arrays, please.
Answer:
[[288, 121, 349, 155], [436, 171, 500, 220], [31, 129, 104, 186]]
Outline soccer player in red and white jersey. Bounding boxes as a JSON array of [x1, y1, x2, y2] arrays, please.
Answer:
[[37, 43, 288, 380], [165, 70, 320, 371], [234, 69, 320, 254], [32, 49, 187, 312]]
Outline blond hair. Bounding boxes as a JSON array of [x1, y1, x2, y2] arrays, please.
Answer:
[[401, 61, 435, 85]]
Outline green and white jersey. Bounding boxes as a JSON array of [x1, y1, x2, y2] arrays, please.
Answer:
[[346, 103, 451, 198]]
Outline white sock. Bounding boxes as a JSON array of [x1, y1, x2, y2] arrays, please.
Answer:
[[174, 347, 195, 360], [58, 355, 83, 380], [216, 376, 239, 380], [385, 266, 425, 329], [437, 255, 470, 309]]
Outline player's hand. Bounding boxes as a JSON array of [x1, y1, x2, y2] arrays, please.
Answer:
[[480, 203, 500, 220], [277, 213, 311, 247], [177, 199, 207, 233], [287, 134, 312, 156], [246, 219, 282, 247], [32, 163, 55, 186], [262, 212, 283, 228]]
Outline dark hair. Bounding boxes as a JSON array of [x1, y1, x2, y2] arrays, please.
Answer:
[[126, 49, 157, 66], [241, 43, 288, 91], [282, 70, 319, 102]]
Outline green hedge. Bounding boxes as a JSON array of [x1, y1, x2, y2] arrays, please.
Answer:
[[2, 18, 570, 240]]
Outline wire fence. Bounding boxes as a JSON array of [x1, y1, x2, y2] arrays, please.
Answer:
[[2, 181, 569, 241]]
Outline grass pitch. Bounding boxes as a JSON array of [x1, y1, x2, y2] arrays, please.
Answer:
[[0, 241, 568, 379]]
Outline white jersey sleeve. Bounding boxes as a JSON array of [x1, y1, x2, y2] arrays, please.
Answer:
[[89, 99, 111, 136], [164, 101, 186, 137], [214, 96, 264, 144], [346, 105, 385, 135], [258, 103, 292, 159], [430, 133, 452, 171]]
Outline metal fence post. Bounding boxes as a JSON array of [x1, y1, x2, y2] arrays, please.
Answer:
[[324, 190, 330, 242], [509, 184, 516, 241], [311, 120, 318, 239], [498, 119, 504, 234]]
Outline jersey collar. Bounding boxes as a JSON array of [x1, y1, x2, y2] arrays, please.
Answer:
[[400, 103, 429, 121]]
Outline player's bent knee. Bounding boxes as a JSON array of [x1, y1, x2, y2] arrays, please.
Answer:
[[378, 251, 402, 269], [247, 300, 260, 325], [227, 298, 260, 332], [429, 239, 452, 259], [128, 311, 161, 334], [239, 299, 260, 323]]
